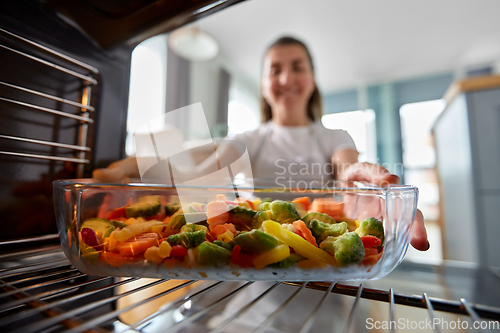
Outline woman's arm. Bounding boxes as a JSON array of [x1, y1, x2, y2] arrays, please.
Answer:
[[332, 149, 430, 251]]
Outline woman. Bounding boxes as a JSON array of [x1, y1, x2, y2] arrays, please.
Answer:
[[93, 36, 428, 251]]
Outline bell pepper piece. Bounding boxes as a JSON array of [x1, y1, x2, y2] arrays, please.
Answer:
[[252, 244, 290, 269], [170, 245, 188, 257], [230, 245, 256, 268], [262, 220, 337, 266], [360, 235, 382, 248]]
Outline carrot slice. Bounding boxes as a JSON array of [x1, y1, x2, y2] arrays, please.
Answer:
[[309, 198, 344, 220], [100, 252, 142, 267], [105, 205, 130, 220], [116, 233, 159, 256], [210, 223, 237, 237], [292, 220, 318, 247], [292, 197, 311, 211]]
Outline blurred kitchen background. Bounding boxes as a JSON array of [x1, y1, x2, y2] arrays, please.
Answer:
[[124, 0, 500, 267]]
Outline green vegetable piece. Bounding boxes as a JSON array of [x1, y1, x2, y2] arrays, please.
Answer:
[[111, 220, 128, 229], [309, 220, 347, 243], [167, 230, 206, 248], [302, 212, 335, 227], [79, 242, 99, 264], [252, 210, 273, 229], [229, 205, 257, 227], [258, 202, 271, 211], [126, 195, 161, 218], [213, 240, 233, 251], [261, 197, 273, 203], [233, 229, 279, 254], [319, 232, 365, 266], [196, 241, 232, 266], [165, 203, 181, 216], [81, 218, 115, 238], [268, 253, 306, 269], [168, 214, 187, 230], [270, 200, 301, 224], [181, 223, 208, 233], [355, 217, 384, 246]]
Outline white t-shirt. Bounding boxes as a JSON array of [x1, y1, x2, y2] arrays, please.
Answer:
[[229, 121, 356, 181]]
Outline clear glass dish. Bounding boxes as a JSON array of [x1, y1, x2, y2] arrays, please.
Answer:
[[53, 179, 418, 281]]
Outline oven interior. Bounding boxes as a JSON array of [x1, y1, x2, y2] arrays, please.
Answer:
[[1, 1, 500, 332]]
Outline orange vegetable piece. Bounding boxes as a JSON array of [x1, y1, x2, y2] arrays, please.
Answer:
[[362, 250, 383, 266], [292, 220, 318, 247], [117, 233, 159, 256], [292, 197, 311, 211], [210, 223, 237, 236], [100, 252, 142, 267], [105, 205, 130, 220], [206, 201, 229, 228], [309, 198, 344, 220]]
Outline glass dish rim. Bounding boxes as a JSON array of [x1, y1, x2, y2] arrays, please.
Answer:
[[53, 179, 418, 194]]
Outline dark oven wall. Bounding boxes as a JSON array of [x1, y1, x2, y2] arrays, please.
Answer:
[[0, 1, 133, 240]]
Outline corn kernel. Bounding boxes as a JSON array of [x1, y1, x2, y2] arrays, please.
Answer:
[[144, 246, 163, 264], [158, 241, 172, 258]]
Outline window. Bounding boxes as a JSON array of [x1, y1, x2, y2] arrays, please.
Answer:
[[125, 35, 167, 156], [321, 110, 377, 163], [400, 99, 446, 222]]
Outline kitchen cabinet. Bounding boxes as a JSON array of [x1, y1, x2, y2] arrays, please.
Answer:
[[433, 75, 500, 267]]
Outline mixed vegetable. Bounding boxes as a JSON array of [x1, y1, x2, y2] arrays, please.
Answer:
[[78, 195, 385, 269]]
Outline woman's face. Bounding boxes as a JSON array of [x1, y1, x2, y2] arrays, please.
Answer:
[[261, 44, 316, 117]]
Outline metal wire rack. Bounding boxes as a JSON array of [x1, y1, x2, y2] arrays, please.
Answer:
[[0, 28, 98, 177], [1, 236, 499, 333]]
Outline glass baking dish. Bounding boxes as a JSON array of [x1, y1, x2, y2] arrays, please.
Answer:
[[53, 179, 418, 281]]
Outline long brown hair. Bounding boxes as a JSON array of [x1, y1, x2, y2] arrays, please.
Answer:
[[260, 36, 323, 123]]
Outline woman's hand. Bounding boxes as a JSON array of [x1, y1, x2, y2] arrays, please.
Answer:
[[92, 157, 140, 183], [333, 150, 430, 252]]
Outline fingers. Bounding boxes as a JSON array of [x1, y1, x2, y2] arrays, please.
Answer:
[[341, 162, 399, 186], [410, 209, 430, 251], [92, 158, 139, 183]]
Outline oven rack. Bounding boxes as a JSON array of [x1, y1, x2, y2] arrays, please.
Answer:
[[1, 236, 499, 333], [0, 28, 97, 177]]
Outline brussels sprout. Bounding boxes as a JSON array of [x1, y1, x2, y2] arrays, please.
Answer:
[[252, 210, 273, 229], [302, 212, 335, 227], [309, 219, 347, 243], [270, 200, 301, 224], [355, 217, 384, 246], [258, 202, 272, 211], [319, 232, 365, 266]]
